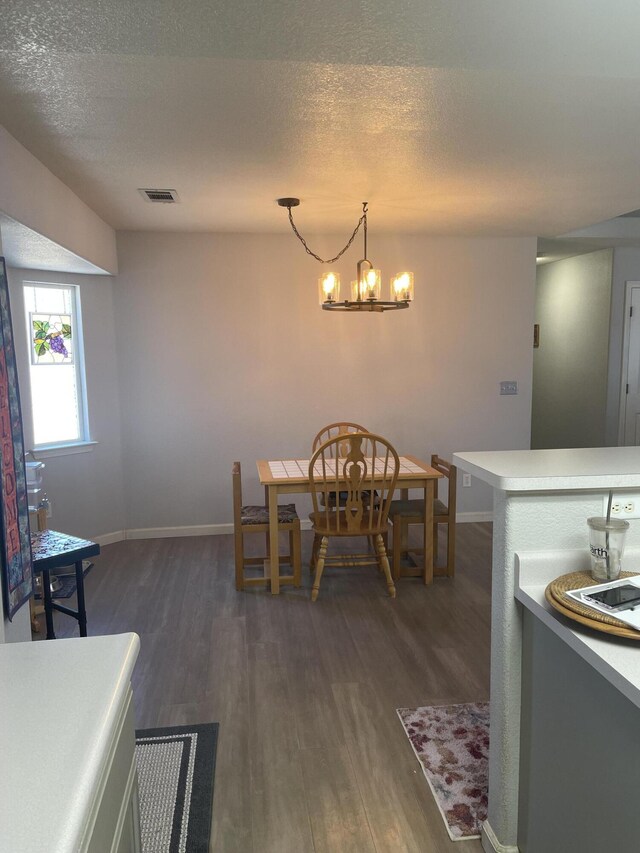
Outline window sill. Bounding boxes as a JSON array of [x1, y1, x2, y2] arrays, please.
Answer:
[[31, 441, 98, 459]]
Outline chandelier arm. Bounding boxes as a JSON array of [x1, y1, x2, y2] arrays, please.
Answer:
[[286, 205, 367, 264]]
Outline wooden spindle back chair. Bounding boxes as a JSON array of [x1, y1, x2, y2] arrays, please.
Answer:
[[311, 421, 371, 512], [308, 433, 399, 601], [312, 422, 370, 457]]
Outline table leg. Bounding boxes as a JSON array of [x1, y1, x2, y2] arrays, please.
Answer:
[[423, 480, 435, 585], [42, 569, 56, 639], [269, 485, 280, 595], [264, 485, 271, 559], [75, 560, 88, 637]]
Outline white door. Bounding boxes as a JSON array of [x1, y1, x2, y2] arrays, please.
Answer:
[[622, 284, 640, 444]]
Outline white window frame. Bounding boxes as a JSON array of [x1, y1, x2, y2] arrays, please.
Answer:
[[23, 281, 93, 455]]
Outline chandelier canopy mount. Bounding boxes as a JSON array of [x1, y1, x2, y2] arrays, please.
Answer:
[[276, 197, 300, 209]]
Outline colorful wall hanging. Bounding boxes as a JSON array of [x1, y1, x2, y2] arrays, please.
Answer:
[[0, 257, 32, 620]]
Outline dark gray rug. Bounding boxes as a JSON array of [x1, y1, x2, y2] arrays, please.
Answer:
[[135, 723, 218, 853]]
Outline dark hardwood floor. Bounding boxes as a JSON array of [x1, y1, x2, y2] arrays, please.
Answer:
[[36, 522, 492, 853]]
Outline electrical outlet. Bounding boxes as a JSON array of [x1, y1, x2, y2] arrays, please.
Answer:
[[463, 473, 471, 487], [500, 381, 518, 395], [603, 494, 640, 518]]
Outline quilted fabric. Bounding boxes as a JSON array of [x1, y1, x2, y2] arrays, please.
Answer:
[[321, 489, 378, 508], [389, 498, 449, 517], [241, 503, 298, 525], [31, 528, 95, 562]]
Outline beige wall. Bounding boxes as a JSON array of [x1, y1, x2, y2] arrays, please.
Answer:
[[0, 126, 117, 274], [114, 232, 536, 528], [532, 249, 613, 449], [7, 267, 126, 540]]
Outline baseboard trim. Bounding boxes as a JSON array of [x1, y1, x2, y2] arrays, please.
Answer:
[[93, 530, 126, 547], [457, 511, 493, 523], [125, 524, 232, 539], [481, 820, 519, 853], [125, 519, 315, 539], [93, 515, 490, 544]]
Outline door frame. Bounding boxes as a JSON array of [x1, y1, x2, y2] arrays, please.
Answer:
[[618, 280, 640, 444]]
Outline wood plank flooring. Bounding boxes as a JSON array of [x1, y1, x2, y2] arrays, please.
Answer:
[[37, 522, 492, 853]]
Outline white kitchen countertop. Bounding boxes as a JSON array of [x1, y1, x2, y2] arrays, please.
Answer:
[[515, 549, 640, 710], [0, 632, 140, 852], [453, 447, 640, 491]]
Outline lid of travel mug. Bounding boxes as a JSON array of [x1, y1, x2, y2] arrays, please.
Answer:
[[587, 516, 630, 531]]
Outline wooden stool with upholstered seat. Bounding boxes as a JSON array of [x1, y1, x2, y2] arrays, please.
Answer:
[[232, 461, 301, 591], [389, 454, 457, 580]]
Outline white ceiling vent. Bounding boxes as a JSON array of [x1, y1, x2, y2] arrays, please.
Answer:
[[138, 188, 180, 203]]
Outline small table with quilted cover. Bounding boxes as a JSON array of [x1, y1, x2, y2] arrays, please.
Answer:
[[31, 529, 100, 639]]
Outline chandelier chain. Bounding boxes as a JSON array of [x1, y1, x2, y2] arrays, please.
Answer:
[[286, 202, 368, 264]]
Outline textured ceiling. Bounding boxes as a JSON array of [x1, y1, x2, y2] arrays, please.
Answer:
[[2, 1, 640, 234]]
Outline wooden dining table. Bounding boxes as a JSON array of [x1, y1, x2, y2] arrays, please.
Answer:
[[256, 454, 443, 594]]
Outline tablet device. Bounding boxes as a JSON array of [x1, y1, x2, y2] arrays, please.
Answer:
[[582, 584, 640, 611]]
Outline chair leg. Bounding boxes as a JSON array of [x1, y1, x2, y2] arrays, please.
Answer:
[[375, 533, 396, 598], [392, 515, 409, 581], [310, 533, 321, 573], [379, 531, 388, 571], [369, 534, 382, 569], [292, 523, 302, 588], [447, 519, 456, 577], [234, 529, 245, 591], [400, 514, 409, 560], [391, 516, 402, 581], [311, 535, 328, 602]]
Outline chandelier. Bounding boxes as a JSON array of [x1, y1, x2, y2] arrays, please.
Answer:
[[277, 198, 414, 312]]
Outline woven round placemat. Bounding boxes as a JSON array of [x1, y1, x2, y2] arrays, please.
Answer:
[[545, 570, 640, 640]]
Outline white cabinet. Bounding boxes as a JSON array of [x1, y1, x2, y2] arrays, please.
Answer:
[[0, 633, 141, 852]]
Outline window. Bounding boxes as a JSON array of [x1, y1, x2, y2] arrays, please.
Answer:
[[23, 282, 90, 448]]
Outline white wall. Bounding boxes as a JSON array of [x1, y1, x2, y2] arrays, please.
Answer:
[[606, 246, 640, 445], [114, 232, 536, 529], [7, 268, 126, 540], [532, 249, 613, 449], [0, 126, 117, 275]]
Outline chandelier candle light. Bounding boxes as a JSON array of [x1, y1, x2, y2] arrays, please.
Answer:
[[277, 198, 414, 312]]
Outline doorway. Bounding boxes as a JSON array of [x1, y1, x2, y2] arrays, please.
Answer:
[[619, 282, 640, 445], [532, 250, 613, 449]]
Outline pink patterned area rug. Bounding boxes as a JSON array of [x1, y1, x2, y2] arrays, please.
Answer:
[[397, 702, 490, 841]]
